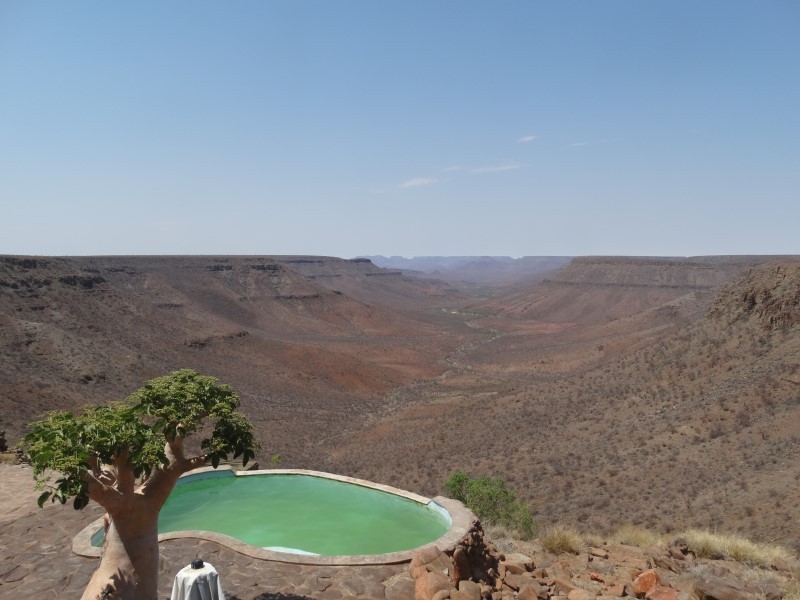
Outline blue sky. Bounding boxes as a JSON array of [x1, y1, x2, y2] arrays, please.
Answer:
[[1, 1, 798, 257]]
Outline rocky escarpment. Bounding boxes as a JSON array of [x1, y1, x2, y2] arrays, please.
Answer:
[[478, 257, 770, 324], [708, 263, 800, 330], [265, 255, 467, 310], [0, 256, 108, 297], [542, 257, 762, 290]]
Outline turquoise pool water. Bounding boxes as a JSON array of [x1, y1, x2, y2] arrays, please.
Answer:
[[94, 472, 450, 556]]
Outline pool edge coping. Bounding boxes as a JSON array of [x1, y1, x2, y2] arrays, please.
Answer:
[[73, 467, 475, 566]]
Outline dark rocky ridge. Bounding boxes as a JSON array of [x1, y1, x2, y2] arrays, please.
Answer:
[[709, 263, 800, 330]]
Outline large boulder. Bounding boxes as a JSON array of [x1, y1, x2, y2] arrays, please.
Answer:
[[415, 571, 455, 600], [631, 570, 662, 596]]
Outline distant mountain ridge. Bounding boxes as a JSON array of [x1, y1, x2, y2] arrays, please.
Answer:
[[363, 255, 572, 286]]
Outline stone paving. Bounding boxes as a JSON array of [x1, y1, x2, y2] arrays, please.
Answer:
[[0, 464, 416, 599]]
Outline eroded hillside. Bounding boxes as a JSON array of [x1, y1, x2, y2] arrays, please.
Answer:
[[0, 255, 468, 460], [322, 259, 800, 547], [2, 254, 798, 548]]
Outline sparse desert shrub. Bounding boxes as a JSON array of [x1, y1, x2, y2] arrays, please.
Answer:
[[611, 524, 664, 548], [582, 531, 606, 547], [540, 525, 584, 555], [444, 471, 537, 539], [678, 529, 794, 568], [0, 451, 17, 464]]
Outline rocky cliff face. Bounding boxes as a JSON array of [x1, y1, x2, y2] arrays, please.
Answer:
[[709, 263, 800, 330]]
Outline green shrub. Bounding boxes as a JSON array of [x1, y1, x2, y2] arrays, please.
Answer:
[[444, 471, 537, 539], [444, 470, 470, 501]]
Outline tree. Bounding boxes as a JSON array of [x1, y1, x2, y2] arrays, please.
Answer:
[[444, 471, 536, 539], [19, 369, 259, 600]]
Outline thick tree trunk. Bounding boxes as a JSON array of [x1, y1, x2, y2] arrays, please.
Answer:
[[80, 438, 203, 599], [81, 500, 161, 600]]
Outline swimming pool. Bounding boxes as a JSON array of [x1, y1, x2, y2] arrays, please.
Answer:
[[74, 468, 471, 565]]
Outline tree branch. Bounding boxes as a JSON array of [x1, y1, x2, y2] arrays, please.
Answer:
[[165, 430, 208, 473], [87, 454, 117, 486], [138, 437, 194, 503], [87, 455, 101, 477], [166, 432, 187, 463], [84, 472, 123, 511], [113, 446, 135, 495], [183, 454, 208, 472]]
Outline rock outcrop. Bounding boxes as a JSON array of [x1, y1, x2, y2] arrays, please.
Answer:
[[411, 530, 793, 600], [708, 263, 800, 330]]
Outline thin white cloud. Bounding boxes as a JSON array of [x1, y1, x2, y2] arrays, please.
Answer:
[[472, 162, 522, 174], [442, 165, 465, 172], [518, 135, 538, 143], [399, 177, 439, 189], [569, 139, 607, 147]]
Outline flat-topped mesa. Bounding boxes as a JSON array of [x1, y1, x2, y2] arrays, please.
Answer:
[[546, 256, 761, 289], [478, 256, 781, 325], [274, 255, 394, 278]]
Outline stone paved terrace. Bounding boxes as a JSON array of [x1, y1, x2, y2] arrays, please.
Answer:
[[0, 463, 420, 599]]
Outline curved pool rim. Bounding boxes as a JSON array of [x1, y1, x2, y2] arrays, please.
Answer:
[[73, 467, 474, 566]]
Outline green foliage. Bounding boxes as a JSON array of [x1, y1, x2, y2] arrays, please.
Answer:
[[270, 453, 282, 468], [444, 470, 470, 500], [444, 470, 537, 539], [19, 369, 259, 510]]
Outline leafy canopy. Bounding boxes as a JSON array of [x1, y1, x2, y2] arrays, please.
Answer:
[[21, 369, 259, 510], [444, 470, 537, 539]]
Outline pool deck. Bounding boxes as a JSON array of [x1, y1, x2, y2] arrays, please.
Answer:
[[0, 463, 474, 599]]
